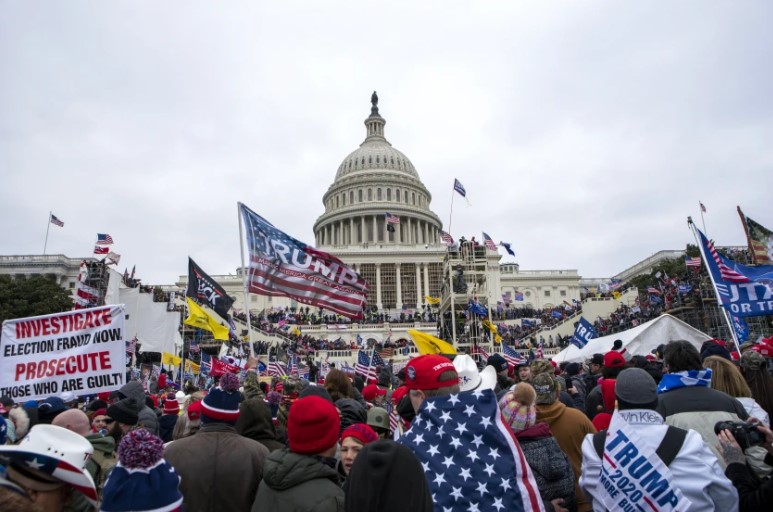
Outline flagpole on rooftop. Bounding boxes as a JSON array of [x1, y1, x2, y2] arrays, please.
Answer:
[[688, 218, 741, 354], [237, 203, 256, 358], [43, 211, 52, 254]]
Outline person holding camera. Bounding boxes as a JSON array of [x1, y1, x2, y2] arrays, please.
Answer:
[[717, 418, 773, 511]]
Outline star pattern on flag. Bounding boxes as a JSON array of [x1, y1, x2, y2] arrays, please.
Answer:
[[399, 390, 544, 512]]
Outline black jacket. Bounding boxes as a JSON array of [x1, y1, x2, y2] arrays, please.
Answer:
[[725, 452, 773, 512]]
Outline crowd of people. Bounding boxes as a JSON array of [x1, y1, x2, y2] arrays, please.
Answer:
[[3, 333, 773, 511]]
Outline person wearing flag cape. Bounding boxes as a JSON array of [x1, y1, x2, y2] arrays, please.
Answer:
[[580, 368, 738, 511]]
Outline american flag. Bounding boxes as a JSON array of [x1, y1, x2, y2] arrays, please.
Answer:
[[50, 213, 64, 227], [482, 232, 498, 251], [289, 356, 299, 376], [453, 178, 466, 197], [371, 351, 387, 368], [685, 256, 702, 267], [96, 233, 114, 245], [125, 337, 137, 356], [702, 232, 751, 283], [385, 212, 400, 224], [94, 246, 108, 255], [377, 347, 395, 359], [355, 350, 376, 381], [502, 344, 527, 368], [470, 344, 490, 361], [239, 203, 369, 320], [268, 359, 287, 377], [399, 389, 544, 512], [440, 230, 455, 246], [700, 201, 707, 213], [340, 362, 355, 376], [535, 342, 544, 359], [647, 287, 662, 295], [386, 400, 400, 434]]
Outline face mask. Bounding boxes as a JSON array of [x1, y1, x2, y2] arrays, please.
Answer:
[[396, 395, 415, 423]]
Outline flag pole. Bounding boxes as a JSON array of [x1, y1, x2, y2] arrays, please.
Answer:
[[237, 203, 256, 358], [699, 201, 708, 236], [688, 218, 741, 353], [448, 257, 457, 345], [43, 211, 52, 255]]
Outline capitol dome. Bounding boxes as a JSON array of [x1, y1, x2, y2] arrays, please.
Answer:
[[313, 92, 443, 250]]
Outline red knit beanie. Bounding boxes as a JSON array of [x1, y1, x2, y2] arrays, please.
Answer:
[[340, 423, 378, 445], [287, 396, 340, 455]]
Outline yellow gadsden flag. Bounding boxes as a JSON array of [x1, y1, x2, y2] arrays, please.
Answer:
[[184, 297, 230, 341], [161, 352, 182, 366], [184, 360, 200, 374], [481, 319, 503, 344], [408, 330, 457, 355], [424, 295, 441, 306]]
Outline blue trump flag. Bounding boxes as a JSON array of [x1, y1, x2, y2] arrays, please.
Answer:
[[696, 227, 773, 317], [571, 317, 597, 349], [731, 315, 750, 344], [399, 389, 544, 512], [468, 300, 488, 317]]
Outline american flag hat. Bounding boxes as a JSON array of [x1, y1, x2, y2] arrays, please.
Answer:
[[0, 424, 97, 506]]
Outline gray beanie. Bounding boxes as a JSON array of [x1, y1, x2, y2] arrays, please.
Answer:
[[615, 368, 657, 409]]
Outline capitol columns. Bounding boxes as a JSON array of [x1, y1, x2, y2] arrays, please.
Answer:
[[395, 263, 402, 310], [375, 263, 382, 310], [416, 263, 422, 306]]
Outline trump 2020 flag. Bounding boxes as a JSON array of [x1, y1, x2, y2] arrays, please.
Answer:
[[239, 202, 369, 320], [571, 317, 597, 349], [399, 389, 544, 512]]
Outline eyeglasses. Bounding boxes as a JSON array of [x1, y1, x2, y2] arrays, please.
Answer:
[[104, 418, 115, 424]]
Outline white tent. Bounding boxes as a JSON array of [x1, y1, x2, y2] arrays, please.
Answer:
[[552, 314, 711, 364]]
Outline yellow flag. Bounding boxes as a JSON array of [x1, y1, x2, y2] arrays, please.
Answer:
[[161, 352, 182, 366], [184, 298, 230, 341], [185, 360, 200, 373], [481, 319, 498, 334], [408, 330, 457, 355], [611, 291, 622, 299], [424, 295, 441, 305]]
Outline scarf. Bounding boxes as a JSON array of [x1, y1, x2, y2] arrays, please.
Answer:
[[656, 369, 712, 394]]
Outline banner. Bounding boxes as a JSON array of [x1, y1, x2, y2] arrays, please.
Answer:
[[239, 202, 368, 320], [592, 411, 691, 511], [210, 358, 241, 377], [184, 297, 230, 340], [570, 317, 597, 349], [696, 227, 773, 317], [187, 258, 234, 318], [0, 305, 126, 401]]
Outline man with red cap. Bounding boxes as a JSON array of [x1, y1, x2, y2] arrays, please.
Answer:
[[585, 350, 627, 420], [252, 395, 345, 512]]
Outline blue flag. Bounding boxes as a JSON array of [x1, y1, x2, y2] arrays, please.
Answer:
[[257, 360, 267, 374], [571, 317, 597, 349], [678, 283, 693, 294], [697, 227, 773, 317], [468, 300, 488, 317], [731, 315, 750, 343], [399, 389, 544, 511], [453, 178, 466, 197], [522, 318, 534, 327], [500, 241, 515, 256], [551, 310, 563, 319]]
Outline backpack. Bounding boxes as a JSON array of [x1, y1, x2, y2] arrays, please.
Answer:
[[88, 449, 118, 495], [592, 425, 687, 467]]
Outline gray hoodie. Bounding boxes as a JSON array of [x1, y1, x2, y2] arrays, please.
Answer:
[[118, 381, 159, 435]]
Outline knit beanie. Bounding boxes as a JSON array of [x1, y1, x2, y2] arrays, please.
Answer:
[[106, 398, 140, 426], [340, 423, 378, 445], [100, 429, 183, 512], [287, 395, 340, 455], [498, 384, 537, 433], [162, 394, 179, 416], [201, 373, 241, 424]]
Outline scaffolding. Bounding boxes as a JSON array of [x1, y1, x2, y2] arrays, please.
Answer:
[[78, 260, 111, 308]]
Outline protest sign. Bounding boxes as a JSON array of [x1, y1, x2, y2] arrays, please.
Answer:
[[0, 305, 126, 401], [595, 411, 691, 512]]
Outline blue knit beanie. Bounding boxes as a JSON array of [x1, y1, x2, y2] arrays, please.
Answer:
[[201, 373, 241, 424]]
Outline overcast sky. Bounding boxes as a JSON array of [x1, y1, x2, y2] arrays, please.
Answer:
[[2, 1, 771, 285]]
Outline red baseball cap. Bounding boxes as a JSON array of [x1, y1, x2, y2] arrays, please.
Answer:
[[404, 355, 458, 391], [362, 384, 387, 402], [187, 400, 203, 421], [391, 385, 408, 404], [603, 351, 626, 369]]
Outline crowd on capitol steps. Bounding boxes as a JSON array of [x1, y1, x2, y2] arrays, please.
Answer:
[[2, 334, 773, 511]]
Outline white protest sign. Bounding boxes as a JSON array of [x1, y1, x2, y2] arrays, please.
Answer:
[[597, 411, 692, 512], [0, 305, 126, 401]]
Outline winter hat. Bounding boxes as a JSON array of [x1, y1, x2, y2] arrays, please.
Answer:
[[94, 408, 107, 418], [201, 373, 241, 424], [533, 373, 558, 405], [298, 385, 333, 403], [700, 343, 732, 362], [590, 353, 604, 366], [88, 399, 108, 412], [100, 428, 183, 512], [530, 359, 554, 376], [487, 353, 508, 373], [336, 398, 368, 434], [37, 396, 68, 423], [740, 350, 766, 372], [615, 368, 658, 410], [405, 355, 457, 391], [592, 412, 612, 431], [603, 351, 626, 369], [107, 398, 140, 426], [287, 395, 340, 455], [362, 384, 387, 402], [498, 384, 537, 433], [565, 362, 581, 377], [162, 395, 179, 416], [341, 423, 378, 445]]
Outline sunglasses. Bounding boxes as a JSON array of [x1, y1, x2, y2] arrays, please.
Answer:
[[104, 418, 115, 424]]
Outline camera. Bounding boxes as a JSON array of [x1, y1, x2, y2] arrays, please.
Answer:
[[714, 421, 766, 451]]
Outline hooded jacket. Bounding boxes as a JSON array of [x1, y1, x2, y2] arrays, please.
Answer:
[[537, 400, 596, 512], [158, 413, 179, 444], [165, 422, 268, 512], [515, 423, 577, 512], [335, 399, 367, 435], [118, 381, 159, 435], [236, 396, 285, 453], [252, 448, 345, 512], [580, 409, 738, 512]]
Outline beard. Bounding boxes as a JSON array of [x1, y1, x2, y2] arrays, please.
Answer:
[[108, 422, 124, 444]]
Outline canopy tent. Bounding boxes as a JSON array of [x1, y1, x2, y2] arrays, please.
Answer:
[[551, 314, 712, 364]]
